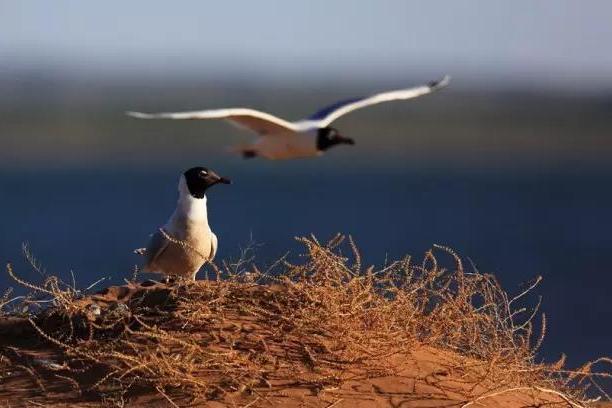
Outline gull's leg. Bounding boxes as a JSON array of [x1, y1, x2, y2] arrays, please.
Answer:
[[241, 150, 257, 159], [227, 144, 258, 159]]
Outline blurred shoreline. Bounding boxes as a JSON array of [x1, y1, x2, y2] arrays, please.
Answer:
[[1, 74, 611, 171]]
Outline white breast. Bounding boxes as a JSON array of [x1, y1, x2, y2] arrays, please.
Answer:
[[254, 132, 319, 160], [164, 177, 210, 235]]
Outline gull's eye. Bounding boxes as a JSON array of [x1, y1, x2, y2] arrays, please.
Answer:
[[199, 170, 208, 178]]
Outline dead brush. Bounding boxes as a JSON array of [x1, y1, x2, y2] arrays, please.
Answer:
[[1, 235, 610, 406]]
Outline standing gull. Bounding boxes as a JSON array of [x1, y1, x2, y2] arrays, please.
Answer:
[[136, 166, 231, 280], [127, 75, 450, 160]]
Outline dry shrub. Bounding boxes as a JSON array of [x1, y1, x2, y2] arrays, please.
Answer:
[[1, 234, 610, 406]]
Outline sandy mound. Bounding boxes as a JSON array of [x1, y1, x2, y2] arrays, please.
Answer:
[[0, 235, 609, 407]]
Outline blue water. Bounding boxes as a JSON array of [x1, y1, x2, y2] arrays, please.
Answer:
[[0, 165, 610, 368]]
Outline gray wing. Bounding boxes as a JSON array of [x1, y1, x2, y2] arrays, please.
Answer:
[[141, 230, 170, 270]]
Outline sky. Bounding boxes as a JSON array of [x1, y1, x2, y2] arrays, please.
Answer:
[[1, 1, 612, 88]]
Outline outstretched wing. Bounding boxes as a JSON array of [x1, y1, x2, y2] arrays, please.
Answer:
[[305, 75, 450, 127], [127, 108, 298, 136]]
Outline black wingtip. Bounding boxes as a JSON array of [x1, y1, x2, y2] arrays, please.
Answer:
[[428, 75, 451, 90]]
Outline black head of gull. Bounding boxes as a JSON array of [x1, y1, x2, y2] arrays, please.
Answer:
[[316, 127, 355, 151], [183, 166, 231, 199]]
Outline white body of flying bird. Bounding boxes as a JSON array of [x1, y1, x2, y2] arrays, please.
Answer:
[[137, 167, 231, 280], [127, 75, 450, 160]]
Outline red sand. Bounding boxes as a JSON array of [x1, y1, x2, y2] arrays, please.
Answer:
[[1, 280, 596, 407]]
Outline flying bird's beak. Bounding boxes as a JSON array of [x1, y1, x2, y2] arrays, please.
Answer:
[[217, 176, 232, 185], [339, 135, 355, 145]]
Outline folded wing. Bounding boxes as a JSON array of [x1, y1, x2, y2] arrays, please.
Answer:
[[127, 108, 298, 136], [141, 229, 170, 271], [306, 75, 450, 127]]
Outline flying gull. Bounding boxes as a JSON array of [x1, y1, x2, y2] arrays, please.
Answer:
[[127, 75, 450, 160]]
